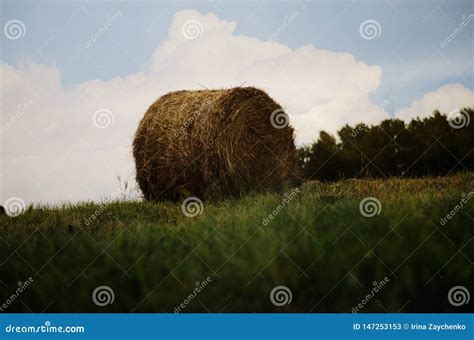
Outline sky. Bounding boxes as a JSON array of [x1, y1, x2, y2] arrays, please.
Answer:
[[1, 0, 473, 205]]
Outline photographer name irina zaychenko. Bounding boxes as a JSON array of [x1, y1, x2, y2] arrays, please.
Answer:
[[413, 323, 467, 331]]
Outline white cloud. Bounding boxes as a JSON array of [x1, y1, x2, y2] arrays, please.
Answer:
[[1, 9, 468, 205], [395, 83, 474, 120]]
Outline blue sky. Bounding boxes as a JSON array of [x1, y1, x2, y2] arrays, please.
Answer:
[[1, 0, 473, 204], [2, 0, 472, 114]]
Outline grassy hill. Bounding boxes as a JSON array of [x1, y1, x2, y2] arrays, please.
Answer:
[[1, 173, 473, 312]]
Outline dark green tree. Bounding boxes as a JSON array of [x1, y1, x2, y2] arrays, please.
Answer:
[[298, 108, 473, 181]]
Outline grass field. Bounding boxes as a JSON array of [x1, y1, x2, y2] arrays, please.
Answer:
[[1, 173, 473, 313]]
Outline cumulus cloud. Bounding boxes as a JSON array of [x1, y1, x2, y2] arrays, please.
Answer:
[[395, 83, 474, 120], [147, 10, 387, 142], [0, 9, 468, 204]]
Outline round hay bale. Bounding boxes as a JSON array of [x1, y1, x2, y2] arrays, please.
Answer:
[[133, 87, 299, 201]]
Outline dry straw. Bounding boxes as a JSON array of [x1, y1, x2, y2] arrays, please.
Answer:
[[133, 87, 299, 201]]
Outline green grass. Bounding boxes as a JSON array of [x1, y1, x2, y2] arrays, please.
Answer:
[[1, 173, 473, 313]]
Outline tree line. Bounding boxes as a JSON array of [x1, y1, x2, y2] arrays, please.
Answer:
[[297, 108, 473, 181]]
